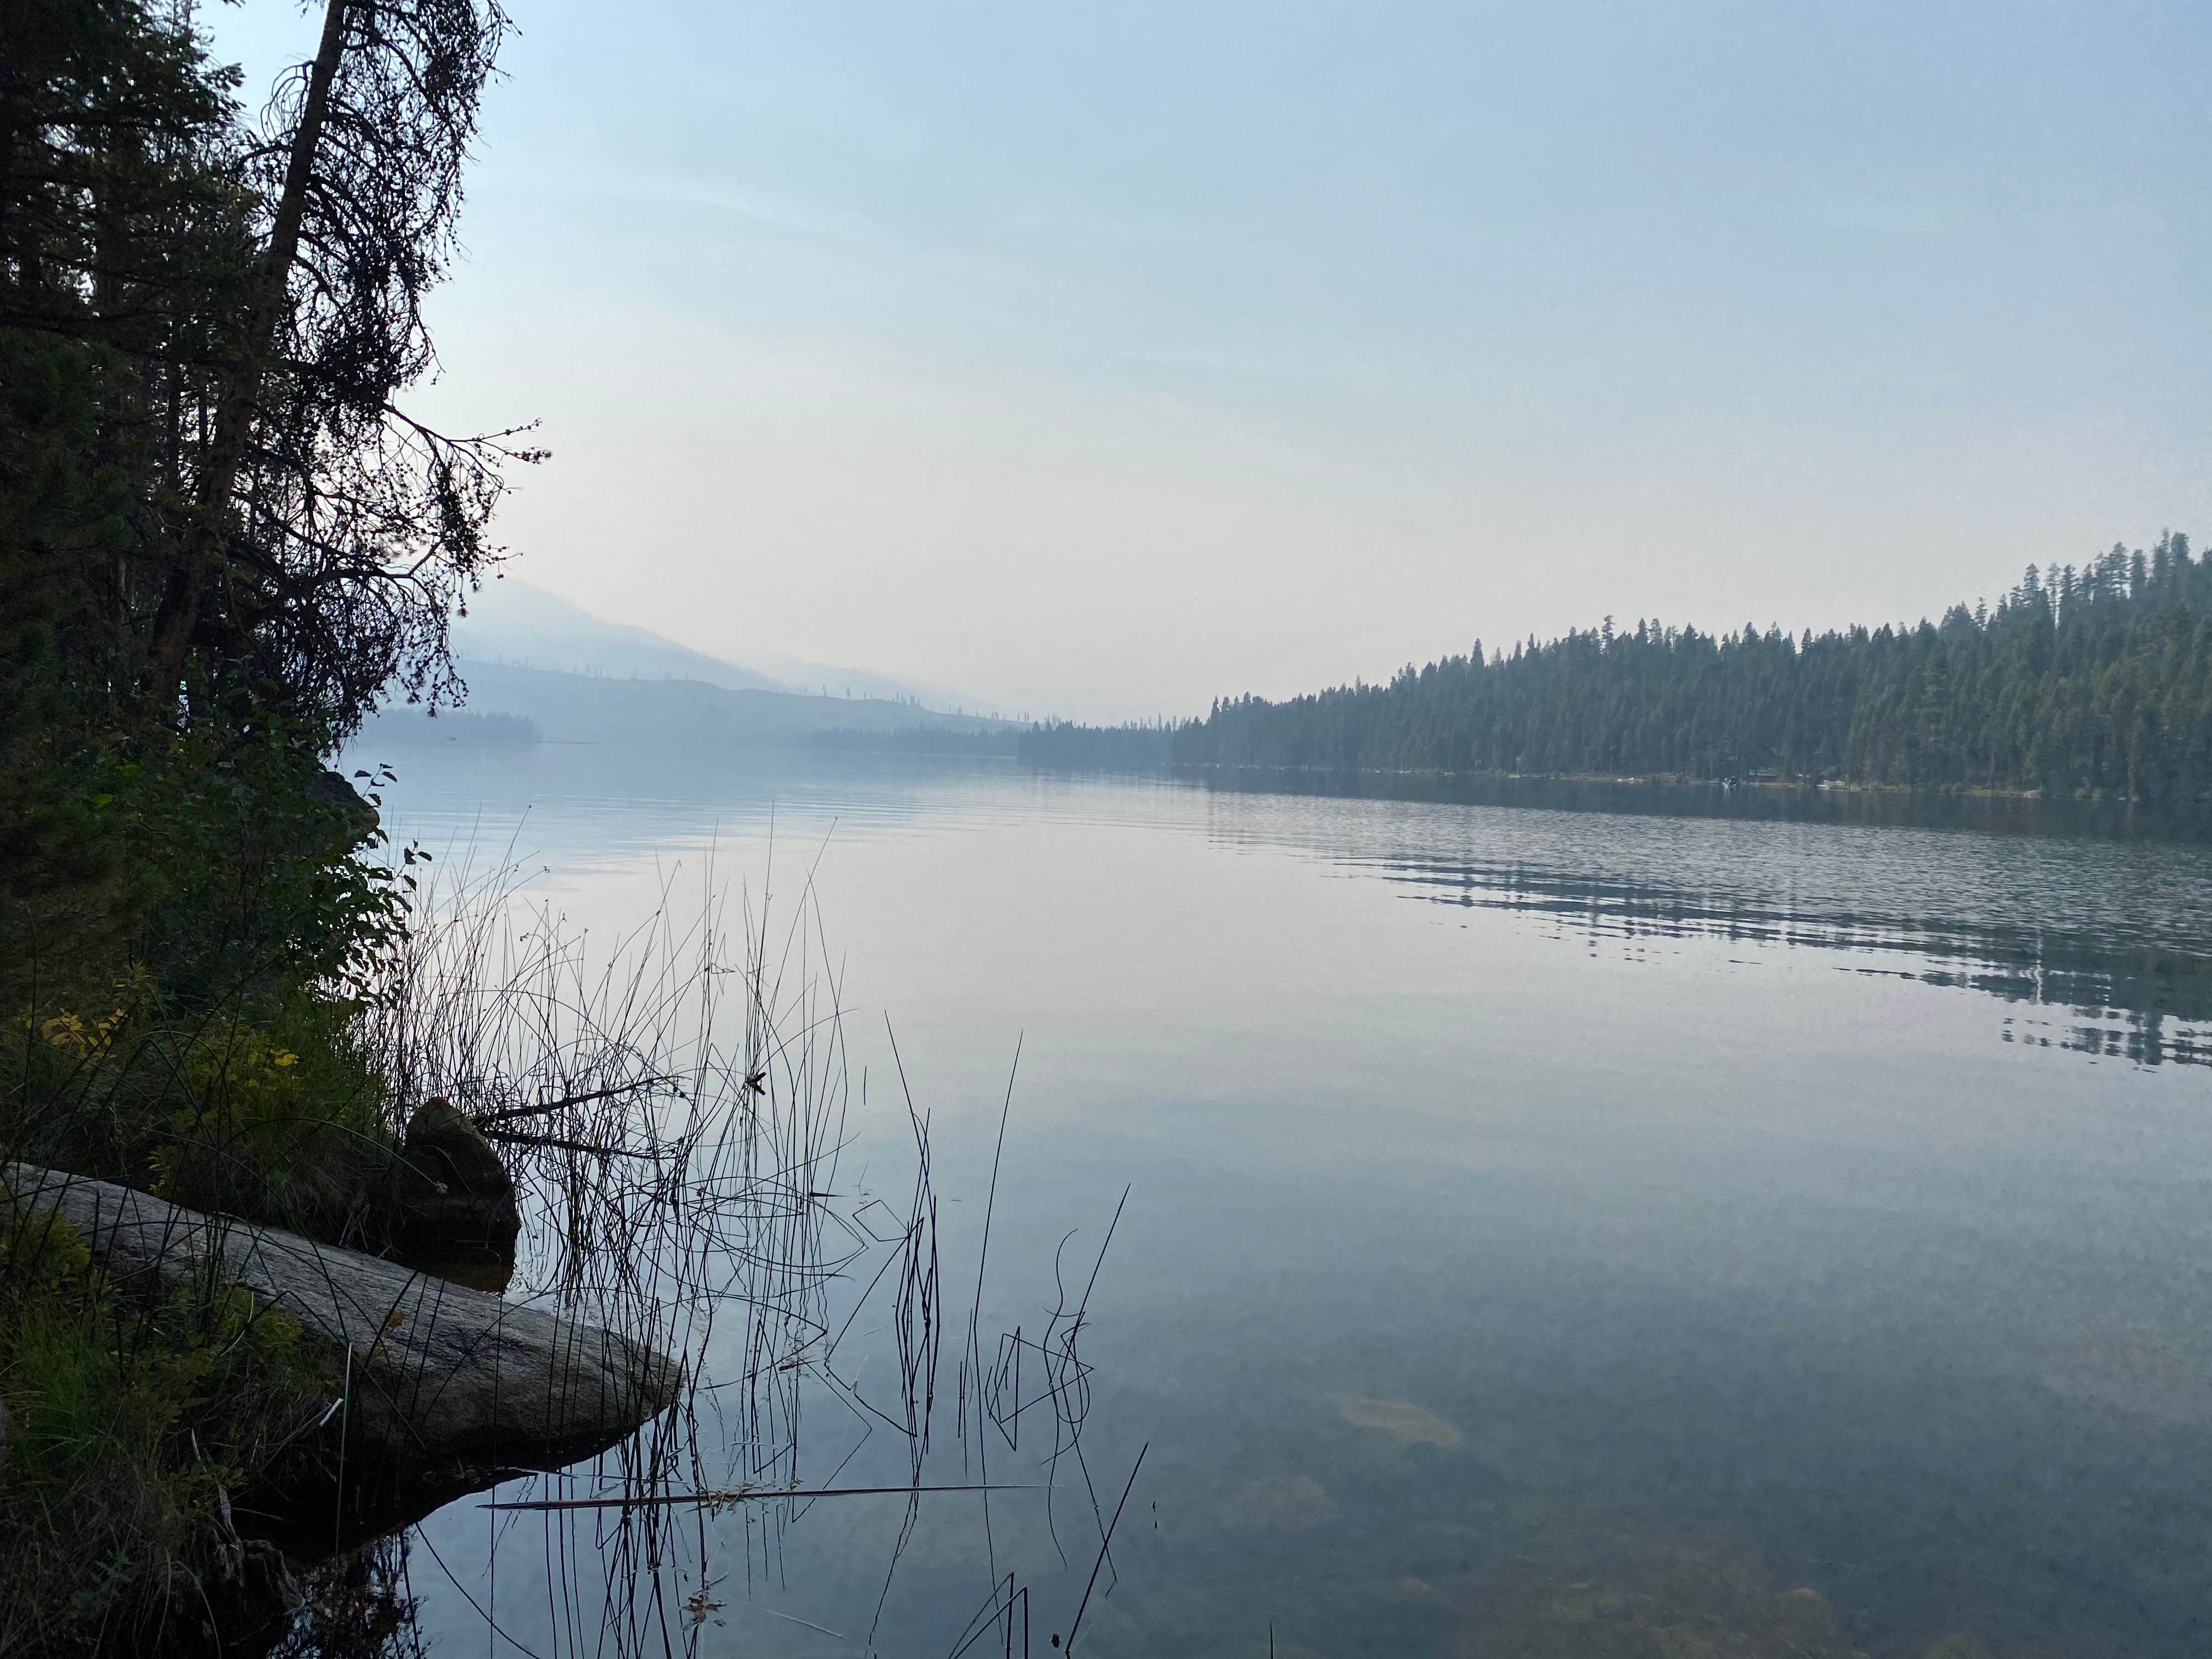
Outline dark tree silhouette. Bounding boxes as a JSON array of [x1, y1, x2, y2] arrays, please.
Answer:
[[148, 0, 531, 735]]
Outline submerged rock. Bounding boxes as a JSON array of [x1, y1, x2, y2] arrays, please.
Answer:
[[1, 1162, 680, 1532]]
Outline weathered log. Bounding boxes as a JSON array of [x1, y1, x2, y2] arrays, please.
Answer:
[[1, 1163, 679, 1519]]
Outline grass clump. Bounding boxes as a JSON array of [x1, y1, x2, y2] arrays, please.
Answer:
[[0, 1193, 331, 1654]]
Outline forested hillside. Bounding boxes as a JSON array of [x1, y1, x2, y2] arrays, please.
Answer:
[[1162, 537, 2212, 797], [1019, 718, 1187, 769]]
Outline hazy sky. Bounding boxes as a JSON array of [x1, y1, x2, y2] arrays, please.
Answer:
[[213, 2, 2209, 720]]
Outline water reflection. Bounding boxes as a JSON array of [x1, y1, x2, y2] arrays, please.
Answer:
[[351, 748, 2212, 1658], [1144, 767, 2212, 1068], [1358, 853, 2212, 1065]]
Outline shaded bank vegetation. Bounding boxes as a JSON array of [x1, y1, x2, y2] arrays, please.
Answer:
[[3, 0, 520, 1022], [1, 0, 530, 1644], [1030, 537, 2212, 799], [1, 10, 1123, 1654]]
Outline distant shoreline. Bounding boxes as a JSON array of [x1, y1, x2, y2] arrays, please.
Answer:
[[1165, 761, 2147, 803]]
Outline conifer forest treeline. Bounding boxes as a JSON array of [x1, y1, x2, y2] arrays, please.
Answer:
[[1026, 538, 2212, 799]]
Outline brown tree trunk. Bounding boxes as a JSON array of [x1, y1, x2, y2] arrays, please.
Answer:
[[148, 0, 352, 687]]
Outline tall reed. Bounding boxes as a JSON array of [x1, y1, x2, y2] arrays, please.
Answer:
[[310, 845, 1126, 1657]]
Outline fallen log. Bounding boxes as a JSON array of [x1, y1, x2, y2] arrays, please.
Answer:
[[1, 1161, 681, 1534]]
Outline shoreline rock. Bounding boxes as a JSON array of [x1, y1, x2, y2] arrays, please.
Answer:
[[383, 1096, 523, 1291]]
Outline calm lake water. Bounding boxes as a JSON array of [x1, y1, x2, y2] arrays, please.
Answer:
[[357, 745, 2212, 1659]]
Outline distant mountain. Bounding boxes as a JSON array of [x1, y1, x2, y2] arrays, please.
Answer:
[[364, 659, 1014, 750], [450, 578, 989, 713], [450, 579, 785, 691]]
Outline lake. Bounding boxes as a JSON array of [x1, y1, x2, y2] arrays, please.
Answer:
[[354, 744, 2212, 1658]]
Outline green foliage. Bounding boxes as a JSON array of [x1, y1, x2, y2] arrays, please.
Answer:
[[1172, 534, 2212, 798], [3, 700, 412, 1241], [0, 326, 142, 939], [151, 996, 396, 1242], [8, 981, 402, 1252], [3, 0, 517, 1646], [1, 0, 252, 915], [0, 1200, 326, 1655], [105, 712, 410, 1006]]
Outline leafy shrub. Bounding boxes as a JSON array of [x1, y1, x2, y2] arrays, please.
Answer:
[[0, 1197, 327, 1654]]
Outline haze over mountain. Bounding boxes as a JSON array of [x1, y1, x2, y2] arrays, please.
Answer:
[[356, 576, 1026, 751], [374, 659, 1013, 749], [452, 577, 1008, 715]]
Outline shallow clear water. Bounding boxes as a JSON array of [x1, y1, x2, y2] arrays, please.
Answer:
[[358, 745, 2212, 1658]]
